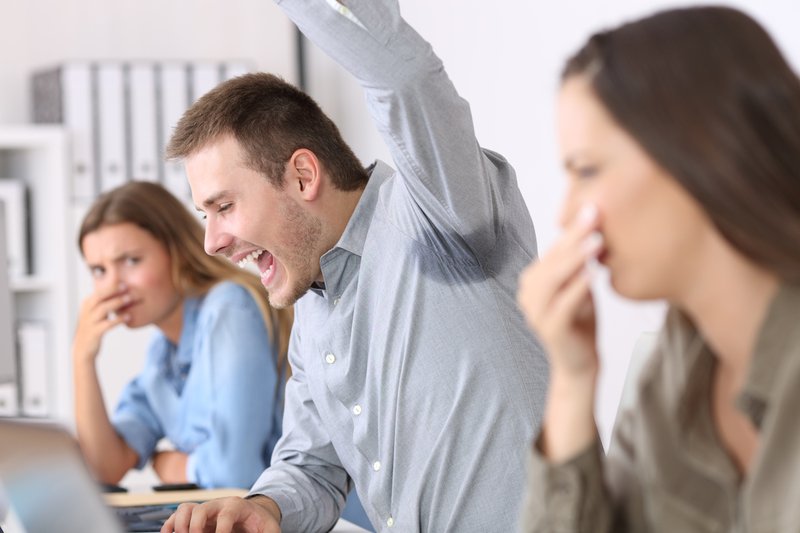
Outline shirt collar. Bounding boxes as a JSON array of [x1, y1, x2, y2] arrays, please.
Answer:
[[737, 283, 800, 428], [329, 160, 393, 258], [661, 308, 712, 427], [670, 283, 800, 430]]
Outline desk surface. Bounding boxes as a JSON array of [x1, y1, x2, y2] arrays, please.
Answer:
[[104, 489, 368, 532]]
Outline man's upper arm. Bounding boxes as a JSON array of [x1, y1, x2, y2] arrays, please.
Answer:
[[276, 0, 506, 257]]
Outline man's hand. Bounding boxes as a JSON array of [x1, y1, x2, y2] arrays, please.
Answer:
[[160, 495, 281, 533]]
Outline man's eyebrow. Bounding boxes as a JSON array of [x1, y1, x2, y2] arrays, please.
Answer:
[[200, 190, 233, 209]]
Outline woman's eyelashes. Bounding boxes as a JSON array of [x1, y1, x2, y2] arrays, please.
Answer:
[[575, 165, 599, 179], [89, 255, 142, 279]]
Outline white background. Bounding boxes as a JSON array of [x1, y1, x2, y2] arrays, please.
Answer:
[[1, 0, 799, 445]]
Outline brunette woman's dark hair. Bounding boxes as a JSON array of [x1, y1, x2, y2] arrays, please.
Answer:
[[564, 6, 800, 281]]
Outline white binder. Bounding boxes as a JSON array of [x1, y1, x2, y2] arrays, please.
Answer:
[[190, 61, 222, 103], [222, 60, 252, 81], [127, 63, 159, 182], [96, 63, 128, 193], [0, 383, 17, 416], [0, 179, 28, 278], [32, 62, 98, 200], [158, 62, 191, 202], [0, 202, 17, 413], [17, 321, 50, 417]]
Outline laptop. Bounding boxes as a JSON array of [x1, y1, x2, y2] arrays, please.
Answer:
[[0, 419, 165, 533], [0, 420, 368, 533]]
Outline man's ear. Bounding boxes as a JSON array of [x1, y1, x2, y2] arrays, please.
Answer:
[[289, 149, 321, 201]]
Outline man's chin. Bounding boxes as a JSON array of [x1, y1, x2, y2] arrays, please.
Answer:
[[267, 284, 309, 309]]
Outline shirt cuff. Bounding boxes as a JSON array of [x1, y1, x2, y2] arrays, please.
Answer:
[[522, 433, 605, 532]]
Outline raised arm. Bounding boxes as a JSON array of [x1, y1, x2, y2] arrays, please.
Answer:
[[277, 0, 507, 257]]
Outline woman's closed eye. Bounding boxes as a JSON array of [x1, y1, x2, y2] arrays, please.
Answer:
[[575, 165, 599, 179]]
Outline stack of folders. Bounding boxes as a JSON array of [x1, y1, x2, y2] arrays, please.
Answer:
[[31, 61, 252, 205]]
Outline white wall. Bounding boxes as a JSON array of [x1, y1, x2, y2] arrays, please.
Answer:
[[0, 0, 296, 124], [2, 0, 799, 445], [303, 0, 800, 445]]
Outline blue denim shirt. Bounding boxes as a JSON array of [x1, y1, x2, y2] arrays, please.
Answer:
[[111, 281, 282, 488]]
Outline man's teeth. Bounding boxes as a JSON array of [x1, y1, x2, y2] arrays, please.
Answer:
[[237, 249, 265, 268]]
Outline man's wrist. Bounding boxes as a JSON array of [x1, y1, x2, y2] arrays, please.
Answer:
[[249, 494, 282, 523]]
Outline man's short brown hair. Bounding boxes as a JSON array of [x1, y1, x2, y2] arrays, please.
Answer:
[[166, 72, 368, 190]]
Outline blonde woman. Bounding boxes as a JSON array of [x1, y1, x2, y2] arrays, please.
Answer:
[[72, 181, 292, 489]]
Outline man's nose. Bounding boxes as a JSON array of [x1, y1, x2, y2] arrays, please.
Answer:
[[204, 219, 231, 256]]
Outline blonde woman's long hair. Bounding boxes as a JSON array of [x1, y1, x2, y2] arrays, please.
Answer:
[[78, 181, 293, 380]]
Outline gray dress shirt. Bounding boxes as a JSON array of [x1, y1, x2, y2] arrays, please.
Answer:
[[521, 283, 800, 533], [250, 1, 549, 531]]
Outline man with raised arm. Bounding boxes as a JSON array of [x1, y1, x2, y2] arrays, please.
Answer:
[[162, 1, 547, 531]]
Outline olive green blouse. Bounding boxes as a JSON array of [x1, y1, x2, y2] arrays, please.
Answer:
[[521, 284, 800, 533]]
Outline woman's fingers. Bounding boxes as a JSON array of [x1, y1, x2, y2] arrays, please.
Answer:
[[517, 203, 603, 377], [518, 231, 602, 329], [524, 205, 602, 311]]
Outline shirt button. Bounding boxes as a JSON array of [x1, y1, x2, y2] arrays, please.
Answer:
[[387, 516, 394, 527], [324, 352, 336, 364], [373, 461, 381, 472], [352, 404, 362, 416], [333, 296, 341, 306]]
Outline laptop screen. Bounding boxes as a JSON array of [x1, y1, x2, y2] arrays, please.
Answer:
[[0, 420, 125, 533]]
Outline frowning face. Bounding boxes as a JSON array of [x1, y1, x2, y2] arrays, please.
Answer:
[[81, 222, 182, 330], [556, 75, 713, 301]]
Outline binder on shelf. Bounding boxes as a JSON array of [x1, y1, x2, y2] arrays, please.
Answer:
[[0, 382, 18, 416], [158, 62, 191, 202], [17, 321, 50, 418], [0, 179, 29, 278], [127, 63, 160, 183], [222, 60, 252, 81], [189, 62, 222, 103], [96, 63, 128, 193], [32, 62, 98, 201], [0, 202, 18, 411], [32, 59, 253, 205]]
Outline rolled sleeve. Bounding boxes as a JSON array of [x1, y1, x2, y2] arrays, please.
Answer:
[[112, 376, 163, 470]]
